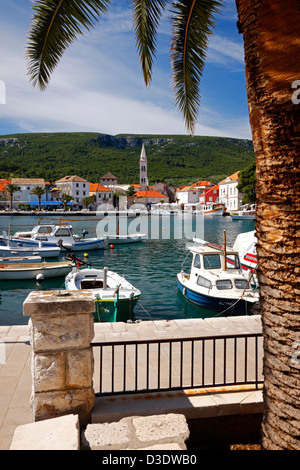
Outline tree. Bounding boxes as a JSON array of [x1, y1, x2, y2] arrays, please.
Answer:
[[26, 0, 300, 449], [30, 185, 46, 211], [237, 161, 256, 204], [5, 183, 19, 210], [60, 193, 73, 211], [82, 196, 94, 209]]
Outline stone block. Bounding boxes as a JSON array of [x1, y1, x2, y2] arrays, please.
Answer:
[[31, 387, 94, 425], [82, 419, 132, 450], [66, 349, 94, 388], [29, 313, 94, 353], [33, 352, 65, 393], [23, 290, 96, 317], [10, 414, 80, 450], [132, 413, 189, 447]]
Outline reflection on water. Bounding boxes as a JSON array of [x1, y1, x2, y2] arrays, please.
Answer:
[[0, 214, 255, 325]]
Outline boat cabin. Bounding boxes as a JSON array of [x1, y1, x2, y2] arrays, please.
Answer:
[[15, 224, 75, 241], [189, 245, 250, 292]]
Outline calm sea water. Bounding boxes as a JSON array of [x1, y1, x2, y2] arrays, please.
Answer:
[[0, 214, 255, 326]]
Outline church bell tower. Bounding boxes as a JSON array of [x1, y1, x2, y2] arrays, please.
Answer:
[[139, 143, 148, 191]]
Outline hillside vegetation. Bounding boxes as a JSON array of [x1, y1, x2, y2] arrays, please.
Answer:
[[0, 132, 255, 186]]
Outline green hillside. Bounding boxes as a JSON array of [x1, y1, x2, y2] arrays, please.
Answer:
[[0, 132, 255, 186]]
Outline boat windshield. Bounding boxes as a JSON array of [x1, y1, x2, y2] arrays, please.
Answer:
[[37, 226, 52, 234], [203, 254, 221, 269]]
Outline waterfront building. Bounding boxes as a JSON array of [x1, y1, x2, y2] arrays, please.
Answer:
[[218, 171, 243, 212], [55, 175, 90, 208], [199, 184, 219, 204], [89, 183, 113, 207], [100, 172, 118, 188], [10, 178, 46, 208]]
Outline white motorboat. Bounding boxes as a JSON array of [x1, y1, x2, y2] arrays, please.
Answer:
[[177, 234, 259, 315], [12, 224, 104, 251], [0, 243, 61, 258], [201, 203, 225, 216], [231, 204, 256, 220], [0, 260, 74, 281], [106, 234, 146, 244], [65, 266, 141, 322], [232, 230, 257, 280]]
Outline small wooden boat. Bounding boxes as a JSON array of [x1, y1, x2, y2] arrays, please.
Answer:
[[0, 244, 61, 258], [0, 260, 74, 281], [177, 232, 259, 315], [0, 255, 42, 264], [65, 267, 141, 322]]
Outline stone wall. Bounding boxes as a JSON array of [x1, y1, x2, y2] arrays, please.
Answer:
[[23, 290, 96, 425]]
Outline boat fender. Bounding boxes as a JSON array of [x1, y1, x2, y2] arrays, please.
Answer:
[[183, 287, 186, 296], [36, 274, 44, 281]]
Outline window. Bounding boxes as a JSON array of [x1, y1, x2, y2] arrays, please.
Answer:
[[203, 254, 221, 269], [226, 254, 240, 270], [197, 276, 212, 289], [216, 280, 232, 290], [83, 191, 86, 196], [55, 228, 71, 237], [83, 183, 86, 188], [234, 279, 248, 289], [193, 254, 201, 268]]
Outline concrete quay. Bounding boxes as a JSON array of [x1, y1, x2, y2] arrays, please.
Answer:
[[0, 315, 263, 450]]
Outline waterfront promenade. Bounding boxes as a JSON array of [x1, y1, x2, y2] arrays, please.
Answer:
[[0, 316, 263, 450]]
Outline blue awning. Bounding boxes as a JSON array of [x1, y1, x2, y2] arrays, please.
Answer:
[[28, 201, 71, 205]]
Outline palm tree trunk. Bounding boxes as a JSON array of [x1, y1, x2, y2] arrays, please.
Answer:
[[236, 0, 300, 450]]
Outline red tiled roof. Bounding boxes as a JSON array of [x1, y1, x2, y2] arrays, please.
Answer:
[[135, 190, 168, 198], [191, 180, 213, 187], [0, 179, 11, 192], [219, 171, 240, 184], [89, 183, 112, 192]]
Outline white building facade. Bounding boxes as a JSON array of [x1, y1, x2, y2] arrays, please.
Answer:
[[55, 175, 90, 207], [11, 178, 46, 208], [218, 171, 243, 211]]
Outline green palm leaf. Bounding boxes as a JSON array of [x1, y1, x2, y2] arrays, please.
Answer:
[[26, 0, 110, 90], [132, 0, 168, 87], [170, 0, 222, 133]]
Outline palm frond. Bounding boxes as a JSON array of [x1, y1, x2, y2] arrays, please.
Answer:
[[26, 0, 110, 90], [132, 0, 168, 86], [171, 0, 222, 134]]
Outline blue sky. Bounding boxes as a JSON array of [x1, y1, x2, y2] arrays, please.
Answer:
[[0, 0, 252, 139]]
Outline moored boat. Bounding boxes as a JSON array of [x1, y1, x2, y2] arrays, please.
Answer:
[[0, 243, 61, 258], [231, 204, 256, 220], [12, 223, 104, 251], [177, 235, 259, 315], [65, 266, 141, 322], [0, 260, 74, 281]]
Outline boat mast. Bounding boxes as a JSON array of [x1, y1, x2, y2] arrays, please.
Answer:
[[223, 230, 227, 271]]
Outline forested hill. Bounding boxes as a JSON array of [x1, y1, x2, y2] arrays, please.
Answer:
[[0, 132, 255, 186]]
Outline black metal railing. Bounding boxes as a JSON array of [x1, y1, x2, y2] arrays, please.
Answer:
[[92, 333, 263, 397]]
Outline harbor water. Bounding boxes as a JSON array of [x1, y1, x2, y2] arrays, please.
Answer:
[[0, 213, 255, 326]]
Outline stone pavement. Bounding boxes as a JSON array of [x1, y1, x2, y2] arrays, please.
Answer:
[[0, 316, 263, 450]]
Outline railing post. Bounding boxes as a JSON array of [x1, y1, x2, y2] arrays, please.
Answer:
[[23, 290, 95, 425]]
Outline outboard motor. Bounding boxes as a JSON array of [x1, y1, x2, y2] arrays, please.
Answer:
[[82, 230, 89, 239]]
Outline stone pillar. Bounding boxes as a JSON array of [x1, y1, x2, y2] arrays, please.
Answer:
[[23, 290, 96, 425]]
